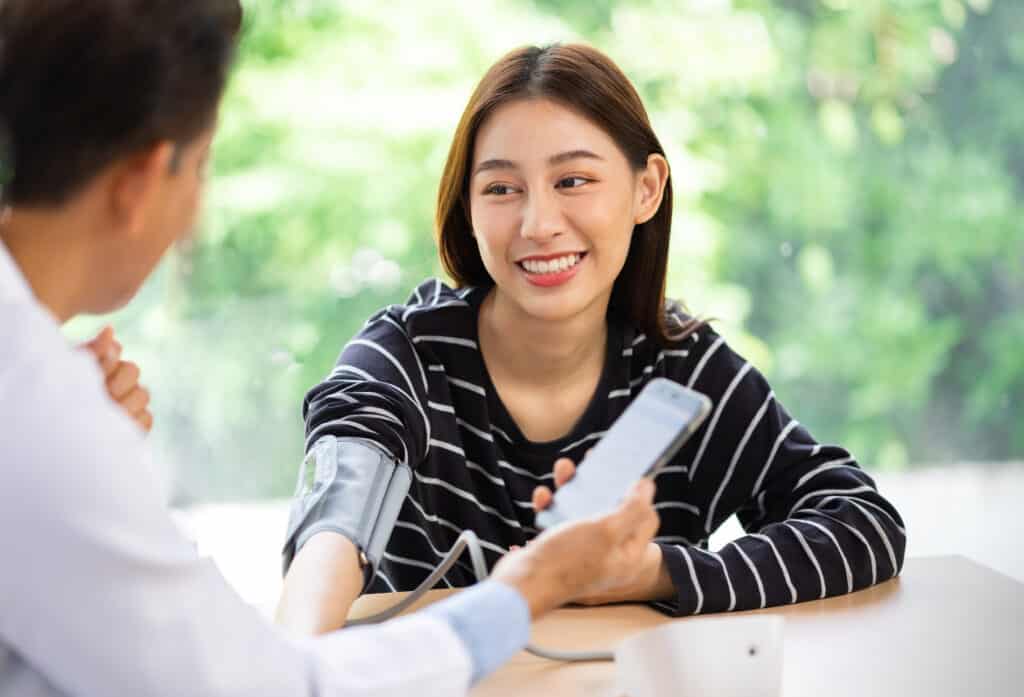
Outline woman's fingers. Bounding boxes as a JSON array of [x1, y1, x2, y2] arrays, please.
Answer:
[[553, 458, 576, 488], [534, 458, 577, 511], [532, 486, 553, 511]]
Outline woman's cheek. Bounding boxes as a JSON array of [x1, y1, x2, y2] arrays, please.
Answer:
[[475, 231, 510, 279]]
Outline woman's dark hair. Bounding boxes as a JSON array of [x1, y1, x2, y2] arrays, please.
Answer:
[[436, 43, 703, 346], [0, 0, 243, 206]]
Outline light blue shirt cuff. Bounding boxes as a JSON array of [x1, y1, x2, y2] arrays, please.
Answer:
[[425, 581, 531, 684]]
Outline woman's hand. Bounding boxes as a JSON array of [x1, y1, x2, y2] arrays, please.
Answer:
[[490, 476, 660, 618], [82, 326, 153, 433], [528, 457, 676, 605]]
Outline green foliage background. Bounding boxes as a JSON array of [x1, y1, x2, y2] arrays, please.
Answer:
[[73, 0, 1022, 502]]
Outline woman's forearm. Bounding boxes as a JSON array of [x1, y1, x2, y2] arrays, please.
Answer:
[[276, 531, 365, 635]]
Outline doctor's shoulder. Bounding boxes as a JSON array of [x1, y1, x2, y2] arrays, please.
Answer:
[[1, 302, 145, 497]]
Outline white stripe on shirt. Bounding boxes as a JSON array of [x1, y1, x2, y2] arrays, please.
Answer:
[[428, 438, 465, 457], [705, 390, 774, 532], [798, 509, 877, 585], [348, 338, 431, 446], [790, 518, 853, 593], [750, 533, 798, 603], [686, 336, 725, 388], [412, 335, 478, 349], [689, 362, 753, 482], [847, 499, 899, 577], [794, 457, 858, 489], [750, 419, 800, 497], [465, 460, 506, 487], [559, 430, 607, 454], [729, 541, 766, 609], [784, 522, 827, 599], [787, 485, 876, 519], [655, 501, 701, 516], [413, 472, 523, 530], [677, 546, 705, 615], [497, 459, 554, 482], [447, 376, 486, 397], [456, 418, 494, 443]]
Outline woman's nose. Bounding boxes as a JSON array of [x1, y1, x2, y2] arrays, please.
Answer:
[[520, 190, 565, 243]]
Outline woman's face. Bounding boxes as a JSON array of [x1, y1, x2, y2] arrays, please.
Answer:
[[468, 97, 666, 325]]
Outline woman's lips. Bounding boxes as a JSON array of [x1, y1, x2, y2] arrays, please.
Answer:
[[516, 252, 586, 288]]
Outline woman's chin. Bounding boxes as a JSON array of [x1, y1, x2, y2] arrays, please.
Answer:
[[512, 288, 603, 325], [488, 265, 611, 325]]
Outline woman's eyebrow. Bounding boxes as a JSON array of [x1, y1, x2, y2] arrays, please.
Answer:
[[547, 149, 604, 166], [472, 149, 605, 178], [472, 158, 516, 177]]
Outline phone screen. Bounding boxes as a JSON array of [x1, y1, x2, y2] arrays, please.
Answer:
[[535, 379, 710, 528]]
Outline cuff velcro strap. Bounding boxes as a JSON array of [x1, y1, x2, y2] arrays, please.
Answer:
[[281, 435, 412, 591]]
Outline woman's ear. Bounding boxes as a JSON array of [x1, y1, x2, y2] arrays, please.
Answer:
[[634, 153, 670, 225]]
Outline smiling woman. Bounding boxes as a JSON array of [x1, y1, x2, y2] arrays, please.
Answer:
[[468, 98, 665, 321], [278, 43, 906, 635], [437, 44, 696, 343]]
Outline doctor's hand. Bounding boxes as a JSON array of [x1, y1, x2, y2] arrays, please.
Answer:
[[527, 457, 676, 606], [82, 326, 153, 433], [490, 476, 660, 619]]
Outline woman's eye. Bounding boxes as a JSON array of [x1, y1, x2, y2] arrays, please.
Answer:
[[556, 176, 590, 189], [484, 183, 515, 195]]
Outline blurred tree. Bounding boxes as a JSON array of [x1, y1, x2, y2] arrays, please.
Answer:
[[70, 0, 1020, 500], [693, 0, 1023, 466]]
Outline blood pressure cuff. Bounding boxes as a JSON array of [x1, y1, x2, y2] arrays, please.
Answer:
[[281, 435, 412, 591]]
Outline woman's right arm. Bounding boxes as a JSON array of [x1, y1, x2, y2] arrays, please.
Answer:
[[276, 530, 364, 634], [276, 309, 433, 634]]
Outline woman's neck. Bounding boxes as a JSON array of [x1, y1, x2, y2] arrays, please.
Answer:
[[478, 287, 609, 391]]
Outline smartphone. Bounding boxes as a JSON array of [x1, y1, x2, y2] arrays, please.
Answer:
[[535, 378, 712, 529]]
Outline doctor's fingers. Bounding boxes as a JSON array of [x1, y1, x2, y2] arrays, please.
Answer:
[[119, 385, 151, 416], [106, 361, 142, 399], [136, 409, 154, 433], [607, 479, 658, 539], [84, 328, 123, 376]]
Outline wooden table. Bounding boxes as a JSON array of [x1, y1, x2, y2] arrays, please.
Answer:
[[349, 556, 1024, 696]]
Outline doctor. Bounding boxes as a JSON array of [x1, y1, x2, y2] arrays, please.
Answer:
[[0, 2, 660, 696]]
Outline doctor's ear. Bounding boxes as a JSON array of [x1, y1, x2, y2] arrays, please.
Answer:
[[633, 154, 670, 226], [108, 141, 176, 239]]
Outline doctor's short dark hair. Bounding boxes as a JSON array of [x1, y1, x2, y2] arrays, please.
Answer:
[[0, 0, 243, 206]]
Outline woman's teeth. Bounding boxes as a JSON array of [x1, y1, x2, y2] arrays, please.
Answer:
[[520, 253, 582, 274]]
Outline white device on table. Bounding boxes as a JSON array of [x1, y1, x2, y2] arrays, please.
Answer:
[[616, 615, 784, 697], [535, 377, 712, 529]]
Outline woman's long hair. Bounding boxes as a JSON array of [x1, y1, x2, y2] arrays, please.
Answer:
[[435, 43, 701, 346]]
